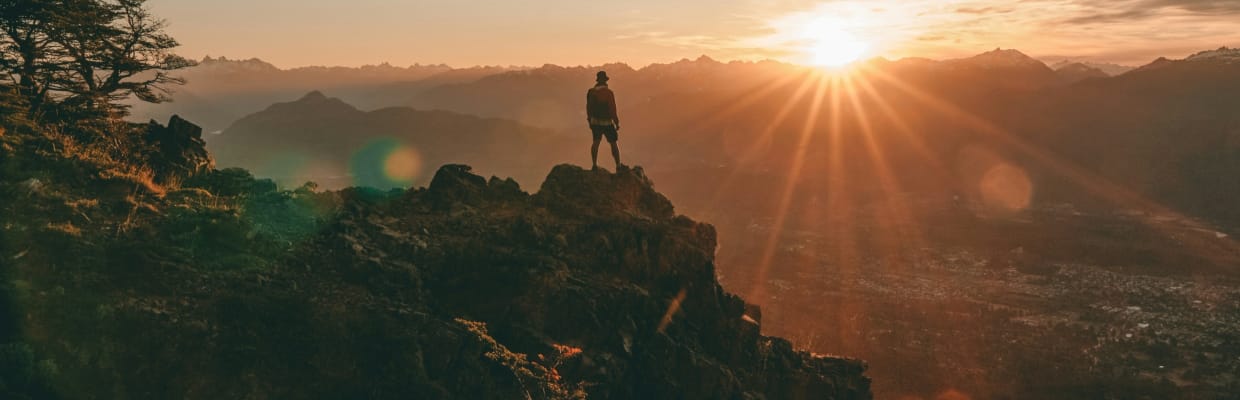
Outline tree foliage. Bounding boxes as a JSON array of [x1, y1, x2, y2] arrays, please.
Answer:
[[0, 0, 190, 122]]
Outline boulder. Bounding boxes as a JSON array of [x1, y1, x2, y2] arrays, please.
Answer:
[[425, 164, 527, 210], [145, 115, 213, 183]]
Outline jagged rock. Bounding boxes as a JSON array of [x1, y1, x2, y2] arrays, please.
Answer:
[[425, 164, 528, 210], [427, 164, 488, 204], [535, 164, 675, 220], [145, 115, 214, 183], [387, 164, 868, 399]]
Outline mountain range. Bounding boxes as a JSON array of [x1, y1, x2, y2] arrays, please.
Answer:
[[199, 47, 1240, 230], [1049, 59, 1135, 76], [126, 57, 520, 133], [210, 91, 570, 189]]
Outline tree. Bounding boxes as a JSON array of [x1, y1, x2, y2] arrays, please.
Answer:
[[0, 0, 190, 121], [0, 0, 60, 117]]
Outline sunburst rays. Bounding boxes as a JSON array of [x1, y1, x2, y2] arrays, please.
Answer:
[[661, 63, 1238, 380]]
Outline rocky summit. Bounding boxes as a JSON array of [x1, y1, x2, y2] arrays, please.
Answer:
[[0, 119, 870, 399]]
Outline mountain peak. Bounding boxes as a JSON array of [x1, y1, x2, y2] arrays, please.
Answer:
[[950, 48, 1049, 70], [219, 91, 362, 140], [973, 48, 1038, 62], [270, 91, 357, 114], [1185, 46, 1240, 63], [195, 56, 280, 72], [985, 47, 1029, 56], [298, 90, 329, 102], [673, 54, 721, 65]]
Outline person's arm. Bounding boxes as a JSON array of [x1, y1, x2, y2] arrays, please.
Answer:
[[607, 91, 619, 129], [586, 90, 593, 122]]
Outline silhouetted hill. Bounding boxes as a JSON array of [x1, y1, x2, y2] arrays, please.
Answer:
[[874, 48, 1062, 96], [1022, 48, 1240, 225], [209, 92, 572, 189], [126, 57, 519, 132]]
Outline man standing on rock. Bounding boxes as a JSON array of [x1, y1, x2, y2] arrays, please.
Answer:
[[586, 71, 622, 171]]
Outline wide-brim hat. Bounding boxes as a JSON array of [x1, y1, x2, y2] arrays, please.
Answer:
[[596, 71, 610, 82]]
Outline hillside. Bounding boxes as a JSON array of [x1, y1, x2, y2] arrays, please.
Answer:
[[0, 117, 870, 399]]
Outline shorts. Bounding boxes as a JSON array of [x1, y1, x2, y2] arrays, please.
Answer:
[[590, 124, 619, 143]]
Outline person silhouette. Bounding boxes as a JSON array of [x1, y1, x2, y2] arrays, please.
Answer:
[[586, 71, 622, 170]]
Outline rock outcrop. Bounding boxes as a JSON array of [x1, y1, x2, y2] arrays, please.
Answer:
[[325, 164, 870, 399], [145, 115, 213, 182], [2, 161, 870, 399]]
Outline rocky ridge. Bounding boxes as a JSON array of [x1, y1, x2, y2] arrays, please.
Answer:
[[0, 115, 870, 399]]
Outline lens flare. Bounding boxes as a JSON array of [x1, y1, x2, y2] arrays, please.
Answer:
[[384, 146, 422, 183], [349, 138, 423, 189], [979, 163, 1033, 212]]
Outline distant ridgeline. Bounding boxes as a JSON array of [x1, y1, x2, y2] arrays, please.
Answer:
[[183, 48, 1240, 229], [0, 115, 870, 399]]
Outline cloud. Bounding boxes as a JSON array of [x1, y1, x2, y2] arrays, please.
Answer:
[[1063, 9, 1155, 24], [1142, 0, 1240, 13], [613, 31, 668, 41], [955, 6, 1012, 14], [1061, 0, 1240, 24]]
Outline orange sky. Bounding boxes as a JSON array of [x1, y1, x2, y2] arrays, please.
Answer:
[[148, 0, 1240, 68]]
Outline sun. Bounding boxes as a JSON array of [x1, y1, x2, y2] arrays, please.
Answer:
[[802, 17, 870, 67]]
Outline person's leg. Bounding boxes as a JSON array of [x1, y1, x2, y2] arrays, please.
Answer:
[[609, 140, 621, 169], [591, 137, 601, 169], [606, 126, 621, 169]]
